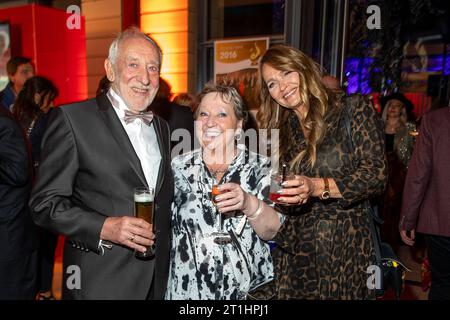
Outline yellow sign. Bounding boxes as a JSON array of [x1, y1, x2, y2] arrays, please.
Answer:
[[215, 39, 267, 65], [214, 37, 269, 110]]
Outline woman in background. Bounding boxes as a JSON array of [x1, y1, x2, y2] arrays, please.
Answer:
[[380, 93, 417, 249], [13, 76, 58, 300], [13, 76, 58, 172], [173, 92, 196, 112], [381, 93, 416, 168]]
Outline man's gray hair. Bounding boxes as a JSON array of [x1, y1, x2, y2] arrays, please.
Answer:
[[108, 27, 162, 67], [195, 83, 248, 124]]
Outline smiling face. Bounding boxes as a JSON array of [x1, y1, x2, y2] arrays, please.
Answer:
[[261, 63, 302, 110], [195, 92, 242, 151], [105, 36, 160, 112]]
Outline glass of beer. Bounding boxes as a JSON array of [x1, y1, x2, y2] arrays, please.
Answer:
[[134, 187, 155, 259]]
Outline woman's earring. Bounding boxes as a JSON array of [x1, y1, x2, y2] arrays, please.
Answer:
[[235, 129, 242, 141]]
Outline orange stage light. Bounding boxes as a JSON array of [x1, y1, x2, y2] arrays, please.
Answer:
[[140, 0, 189, 95], [140, 0, 188, 14]]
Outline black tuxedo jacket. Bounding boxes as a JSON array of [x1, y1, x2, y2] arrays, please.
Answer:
[[0, 107, 38, 299], [30, 94, 174, 299]]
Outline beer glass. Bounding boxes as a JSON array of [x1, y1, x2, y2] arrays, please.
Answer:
[[134, 187, 155, 258], [211, 179, 231, 245]]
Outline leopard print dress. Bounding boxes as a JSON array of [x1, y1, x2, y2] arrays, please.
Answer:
[[256, 94, 387, 300]]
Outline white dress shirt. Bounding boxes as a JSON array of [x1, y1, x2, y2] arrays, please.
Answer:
[[107, 88, 161, 190]]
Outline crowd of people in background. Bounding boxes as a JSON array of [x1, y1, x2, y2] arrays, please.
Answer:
[[12, 76, 59, 300], [1, 27, 449, 301], [0, 56, 60, 300]]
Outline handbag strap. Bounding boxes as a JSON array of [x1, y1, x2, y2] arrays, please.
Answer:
[[340, 104, 382, 264], [365, 202, 383, 265]]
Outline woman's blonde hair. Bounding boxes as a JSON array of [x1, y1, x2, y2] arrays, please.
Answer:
[[257, 45, 339, 169], [381, 99, 408, 125]]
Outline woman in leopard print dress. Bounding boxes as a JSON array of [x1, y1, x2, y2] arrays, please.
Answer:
[[255, 45, 387, 299]]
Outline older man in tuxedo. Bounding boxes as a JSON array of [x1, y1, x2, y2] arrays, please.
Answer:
[[399, 106, 450, 300], [30, 28, 173, 300]]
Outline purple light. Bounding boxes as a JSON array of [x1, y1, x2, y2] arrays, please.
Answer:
[[344, 53, 450, 94]]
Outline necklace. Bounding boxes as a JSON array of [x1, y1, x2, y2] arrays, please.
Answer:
[[210, 168, 228, 174], [385, 120, 400, 133], [203, 148, 237, 177], [206, 163, 229, 176]]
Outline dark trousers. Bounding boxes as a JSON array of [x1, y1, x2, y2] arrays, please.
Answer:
[[0, 250, 38, 300], [425, 234, 450, 300]]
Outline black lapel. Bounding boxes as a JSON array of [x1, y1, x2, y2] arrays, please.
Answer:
[[96, 94, 148, 188], [152, 116, 167, 197]]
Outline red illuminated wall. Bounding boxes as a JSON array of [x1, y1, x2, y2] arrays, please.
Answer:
[[0, 4, 87, 106]]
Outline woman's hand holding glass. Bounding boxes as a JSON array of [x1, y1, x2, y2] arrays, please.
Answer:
[[214, 183, 253, 215], [277, 175, 315, 205]]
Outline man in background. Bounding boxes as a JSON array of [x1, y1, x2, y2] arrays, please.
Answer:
[[400, 106, 450, 300], [0, 56, 35, 112], [322, 74, 343, 95], [150, 78, 195, 156]]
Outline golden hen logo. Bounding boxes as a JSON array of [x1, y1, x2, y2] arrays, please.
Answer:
[[249, 42, 261, 65]]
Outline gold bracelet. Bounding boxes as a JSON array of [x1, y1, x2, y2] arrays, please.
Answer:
[[247, 200, 263, 220]]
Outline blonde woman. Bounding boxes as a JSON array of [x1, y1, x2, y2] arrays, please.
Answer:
[[381, 93, 416, 168], [255, 45, 387, 299], [380, 94, 417, 248]]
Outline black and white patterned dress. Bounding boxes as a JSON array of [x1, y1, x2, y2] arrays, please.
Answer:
[[165, 146, 278, 300]]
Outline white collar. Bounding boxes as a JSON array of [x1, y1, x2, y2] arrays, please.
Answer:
[[107, 87, 130, 113]]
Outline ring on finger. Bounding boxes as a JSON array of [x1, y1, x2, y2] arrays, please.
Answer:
[[130, 234, 135, 242]]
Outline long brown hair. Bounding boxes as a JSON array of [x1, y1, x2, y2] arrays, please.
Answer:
[[257, 45, 339, 169], [13, 76, 58, 124]]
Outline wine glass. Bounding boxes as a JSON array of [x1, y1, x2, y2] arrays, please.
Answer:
[[210, 175, 232, 245], [270, 163, 295, 204]]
